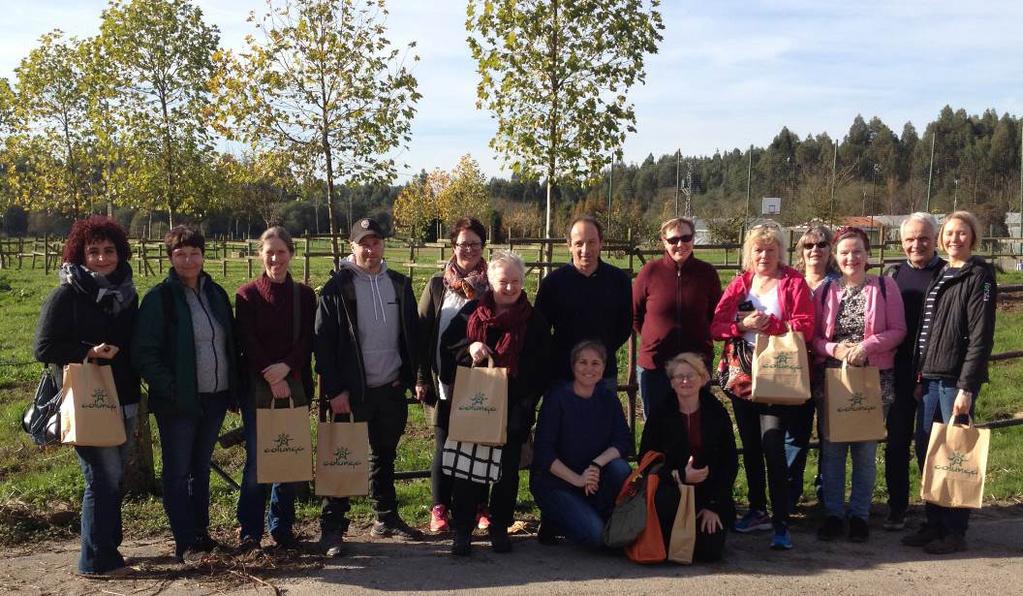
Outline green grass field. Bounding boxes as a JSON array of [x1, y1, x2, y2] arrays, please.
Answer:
[[0, 244, 1020, 545]]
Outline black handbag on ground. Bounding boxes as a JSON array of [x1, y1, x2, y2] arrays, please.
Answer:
[[22, 365, 63, 446]]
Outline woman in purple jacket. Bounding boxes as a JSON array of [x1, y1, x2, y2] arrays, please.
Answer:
[[812, 227, 905, 543]]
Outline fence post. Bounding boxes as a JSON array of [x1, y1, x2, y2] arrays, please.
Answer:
[[44, 233, 51, 275], [304, 234, 311, 286], [246, 240, 253, 279], [18, 237, 24, 269], [878, 224, 886, 269]]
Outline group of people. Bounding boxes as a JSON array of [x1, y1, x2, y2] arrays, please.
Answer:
[[34, 208, 995, 577]]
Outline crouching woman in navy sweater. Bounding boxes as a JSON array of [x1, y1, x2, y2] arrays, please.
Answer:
[[530, 340, 632, 549]]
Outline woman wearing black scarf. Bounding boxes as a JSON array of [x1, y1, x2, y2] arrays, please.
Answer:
[[34, 216, 140, 578]]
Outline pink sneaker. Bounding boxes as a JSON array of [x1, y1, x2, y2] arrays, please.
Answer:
[[476, 506, 491, 531], [430, 504, 450, 533]]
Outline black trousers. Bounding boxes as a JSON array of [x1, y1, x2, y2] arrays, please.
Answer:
[[885, 364, 918, 516], [731, 395, 767, 513], [759, 404, 800, 530], [654, 479, 727, 562], [321, 383, 408, 533], [451, 438, 522, 533], [428, 399, 454, 509]]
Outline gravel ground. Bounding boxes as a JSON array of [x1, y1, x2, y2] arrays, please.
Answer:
[[2, 505, 1022, 595]]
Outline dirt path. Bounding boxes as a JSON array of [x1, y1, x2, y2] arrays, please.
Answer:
[[2, 507, 1022, 595]]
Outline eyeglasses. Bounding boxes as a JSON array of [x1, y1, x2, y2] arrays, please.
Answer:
[[803, 241, 829, 250], [455, 242, 482, 250], [664, 234, 694, 245], [671, 373, 699, 383]]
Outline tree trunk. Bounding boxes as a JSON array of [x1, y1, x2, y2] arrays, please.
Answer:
[[123, 395, 157, 496]]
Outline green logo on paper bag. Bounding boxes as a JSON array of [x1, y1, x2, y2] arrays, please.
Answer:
[[324, 446, 362, 468], [264, 432, 305, 455], [458, 391, 497, 413], [82, 389, 116, 410], [759, 353, 801, 371], [933, 449, 978, 477], [837, 392, 876, 413]]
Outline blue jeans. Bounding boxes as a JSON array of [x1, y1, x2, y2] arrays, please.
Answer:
[[237, 402, 297, 541], [819, 438, 878, 520], [638, 366, 670, 421], [74, 414, 138, 573], [155, 392, 230, 555], [917, 378, 975, 537], [531, 458, 632, 548]]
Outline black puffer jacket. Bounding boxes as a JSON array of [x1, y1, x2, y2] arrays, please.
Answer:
[[914, 256, 997, 393]]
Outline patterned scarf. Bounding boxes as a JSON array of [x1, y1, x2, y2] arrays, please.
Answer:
[[466, 290, 532, 377], [59, 261, 137, 317], [442, 257, 489, 300]]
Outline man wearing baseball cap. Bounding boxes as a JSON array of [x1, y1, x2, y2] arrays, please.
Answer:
[[315, 217, 421, 556]]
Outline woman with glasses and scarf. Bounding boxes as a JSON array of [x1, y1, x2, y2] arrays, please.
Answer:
[[35, 216, 139, 577], [415, 217, 491, 535], [633, 217, 722, 420]]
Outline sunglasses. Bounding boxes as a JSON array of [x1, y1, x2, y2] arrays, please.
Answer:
[[664, 234, 694, 245], [802, 241, 829, 250]]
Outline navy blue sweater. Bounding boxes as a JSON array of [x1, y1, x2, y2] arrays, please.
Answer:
[[530, 381, 632, 491]]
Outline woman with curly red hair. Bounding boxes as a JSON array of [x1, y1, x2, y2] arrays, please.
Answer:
[[34, 216, 140, 578]]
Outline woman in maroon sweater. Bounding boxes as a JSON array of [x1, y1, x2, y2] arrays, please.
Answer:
[[632, 217, 722, 420], [235, 226, 317, 551]]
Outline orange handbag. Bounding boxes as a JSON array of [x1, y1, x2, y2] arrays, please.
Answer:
[[623, 451, 667, 564]]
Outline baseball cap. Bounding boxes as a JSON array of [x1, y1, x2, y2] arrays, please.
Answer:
[[350, 217, 386, 243]]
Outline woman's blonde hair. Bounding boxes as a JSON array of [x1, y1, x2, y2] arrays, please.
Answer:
[[940, 210, 981, 251], [742, 222, 786, 271], [665, 352, 710, 386], [488, 249, 525, 280]]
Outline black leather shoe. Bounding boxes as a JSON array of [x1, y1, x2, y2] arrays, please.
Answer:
[[319, 531, 344, 557], [848, 516, 869, 543], [371, 515, 424, 540], [451, 531, 472, 556], [901, 524, 940, 547], [816, 516, 844, 541]]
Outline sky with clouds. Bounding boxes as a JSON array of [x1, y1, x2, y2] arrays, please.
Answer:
[[2, 0, 1021, 180]]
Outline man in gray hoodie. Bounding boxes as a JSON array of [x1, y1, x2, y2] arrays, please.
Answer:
[[314, 218, 421, 556]]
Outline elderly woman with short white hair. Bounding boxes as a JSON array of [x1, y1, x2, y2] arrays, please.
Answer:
[[440, 250, 551, 556]]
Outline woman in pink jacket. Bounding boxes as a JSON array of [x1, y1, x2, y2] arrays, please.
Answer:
[[711, 222, 814, 550], [811, 227, 905, 544]]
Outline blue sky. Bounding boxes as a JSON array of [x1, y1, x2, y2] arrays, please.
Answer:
[[2, 0, 1022, 180]]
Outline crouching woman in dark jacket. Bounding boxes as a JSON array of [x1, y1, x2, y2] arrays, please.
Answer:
[[440, 250, 550, 556], [132, 226, 239, 564], [639, 352, 739, 562], [903, 211, 997, 555], [35, 216, 140, 577]]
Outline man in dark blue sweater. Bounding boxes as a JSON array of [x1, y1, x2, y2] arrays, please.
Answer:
[[883, 213, 945, 532], [535, 215, 633, 390]]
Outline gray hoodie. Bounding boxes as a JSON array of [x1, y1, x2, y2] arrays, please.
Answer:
[[340, 256, 402, 388]]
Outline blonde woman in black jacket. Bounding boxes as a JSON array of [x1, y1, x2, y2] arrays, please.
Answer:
[[903, 211, 997, 555]]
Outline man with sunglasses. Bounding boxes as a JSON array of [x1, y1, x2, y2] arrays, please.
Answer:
[[633, 217, 722, 419], [535, 215, 633, 390]]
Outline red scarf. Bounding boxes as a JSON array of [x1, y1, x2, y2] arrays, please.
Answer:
[[466, 290, 532, 377], [442, 257, 489, 299]]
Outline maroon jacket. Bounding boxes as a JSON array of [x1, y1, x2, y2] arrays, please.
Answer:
[[633, 254, 722, 369], [236, 273, 317, 405]]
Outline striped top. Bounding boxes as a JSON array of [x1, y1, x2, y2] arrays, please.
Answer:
[[916, 266, 960, 362]]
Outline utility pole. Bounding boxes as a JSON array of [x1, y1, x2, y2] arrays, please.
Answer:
[[674, 149, 681, 216], [829, 140, 838, 225], [607, 153, 613, 230], [1019, 121, 1022, 237], [743, 145, 753, 244], [925, 131, 936, 212], [953, 177, 959, 211], [681, 162, 694, 218]]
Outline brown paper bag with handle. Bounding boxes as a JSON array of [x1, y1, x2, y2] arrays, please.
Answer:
[[751, 327, 812, 405], [256, 397, 313, 484], [667, 483, 696, 564], [920, 419, 990, 509], [823, 362, 886, 442], [60, 358, 126, 447], [448, 360, 508, 446], [315, 414, 370, 497]]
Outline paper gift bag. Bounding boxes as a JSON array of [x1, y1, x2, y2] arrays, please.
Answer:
[[667, 483, 696, 564], [751, 328, 812, 405], [921, 420, 990, 509], [823, 363, 886, 442], [60, 359, 126, 447], [315, 416, 370, 497], [448, 361, 508, 446], [256, 397, 313, 484]]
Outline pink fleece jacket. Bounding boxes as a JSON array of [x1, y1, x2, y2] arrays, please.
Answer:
[[811, 275, 906, 370]]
